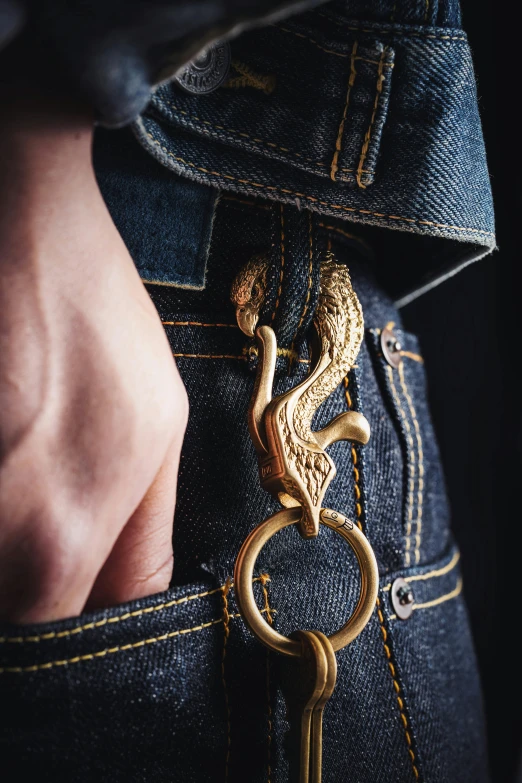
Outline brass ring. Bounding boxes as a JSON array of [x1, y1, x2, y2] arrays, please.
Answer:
[[234, 507, 379, 657]]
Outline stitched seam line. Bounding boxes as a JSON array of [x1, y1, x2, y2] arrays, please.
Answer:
[[386, 365, 416, 567], [424, 0, 430, 23], [343, 376, 363, 529], [294, 212, 315, 341], [318, 222, 371, 251], [221, 579, 232, 781], [0, 577, 266, 645], [162, 321, 238, 328], [227, 60, 276, 94], [376, 597, 420, 780], [312, 15, 467, 41], [222, 195, 272, 210], [260, 575, 274, 782], [140, 131, 495, 238], [382, 551, 460, 591], [388, 578, 463, 619], [0, 610, 274, 675], [272, 205, 286, 323], [356, 47, 387, 188], [398, 362, 424, 565], [330, 41, 358, 181], [400, 350, 423, 363]]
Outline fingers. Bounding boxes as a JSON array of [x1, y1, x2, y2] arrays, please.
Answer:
[[85, 439, 181, 611]]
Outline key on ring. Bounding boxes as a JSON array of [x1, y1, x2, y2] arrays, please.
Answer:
[[282, 630, 328, 783]]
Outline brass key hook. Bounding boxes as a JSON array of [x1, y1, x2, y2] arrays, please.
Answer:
[[231, 253, 371, 538]]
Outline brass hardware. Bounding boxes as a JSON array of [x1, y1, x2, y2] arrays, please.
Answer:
[[231, 254, 371, 538], [233, 507, 379, 656], [381, 325, 402, 368]]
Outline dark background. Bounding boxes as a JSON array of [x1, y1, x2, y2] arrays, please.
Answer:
[[402, 3, 520, 780]]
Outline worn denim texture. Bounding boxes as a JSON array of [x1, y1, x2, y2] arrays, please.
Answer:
[[0, 195, 488, 782], [0, 0, 492, 780]]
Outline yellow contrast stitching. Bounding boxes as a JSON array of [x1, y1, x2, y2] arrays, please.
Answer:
[[343, 376, 363, 530], [382, 551, 460, 591], [318, 222, 371, 252], [0, 610, 274, 675], [272, 205, 286, 323], [356, 47, 387, 188], [221, 578, 232, 781], [388, 578, 463, 619], [376, 597, 420, 779], [225, 60, 276, 94], [398, 362, 424, 565], [162, 321, 238, 328], [330, 41, 358, 181], [259, 575, 274, 782], [386, 365, 416, 567], [313, 15, 467, 41], [400, 350, 424, 363], [141, 130, 495, 238], [0, 577, 267, 645], [294, 212, 315, 338], [424, 0, 430, 23]]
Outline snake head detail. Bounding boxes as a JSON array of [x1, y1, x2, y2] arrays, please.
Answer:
[[230, 256, 269, 336]]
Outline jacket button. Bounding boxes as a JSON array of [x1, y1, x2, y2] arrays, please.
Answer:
[[381, 326, 402, 368], [175, 42, 231, 94], [391, 577, 414, 619]]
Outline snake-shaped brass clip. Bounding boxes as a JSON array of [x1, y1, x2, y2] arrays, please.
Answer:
[[231, 253, 370, 539]]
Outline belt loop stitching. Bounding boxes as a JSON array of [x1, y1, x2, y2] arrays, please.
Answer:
[[291, 212, 315, 350], [356, 47, 388, 188], [330, 41, 359, 181], [271, 204, 286, 324]]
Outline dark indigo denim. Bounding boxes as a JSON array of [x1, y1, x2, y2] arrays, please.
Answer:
[[0, 0, 492, 781]]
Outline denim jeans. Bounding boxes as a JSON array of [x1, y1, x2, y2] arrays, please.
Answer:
[[0, 0, 494, 780]]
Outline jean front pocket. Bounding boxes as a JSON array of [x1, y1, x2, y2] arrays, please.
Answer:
[[0, 576, 274, 782]]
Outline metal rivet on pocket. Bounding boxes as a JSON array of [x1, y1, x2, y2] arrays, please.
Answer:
[[175, 42, 231, 94], [391, 577, 414, 619], [381, 326, 402, 368]]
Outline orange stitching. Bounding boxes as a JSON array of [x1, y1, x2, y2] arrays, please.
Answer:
[[225, 60, 276, 95], [386, 365, 416, 567], [318, 222, 372, 252], [162, 321, 238, 328], [343, 376, 363, 530], [398, 363, 424, 565], [260, 575, 274, 781], [330, 41, 358, 181], [313, 15, 467, 40], [139, 128, 495, 238], [222, 195, 272, 210], [382, 551, 460, 591], [388, 577, 463, 619], [0, 609, 273, 674], [357, 47, 387, 188], [165, 103, 332, 170], [294, 213, 315, 342], [400, 350, 424, 363], [376, 597, 420, 779], [424, 0, 430, 22], [0, 577, 268, 645], [221, 578, 232, 780], [272, 205, 286, 323]]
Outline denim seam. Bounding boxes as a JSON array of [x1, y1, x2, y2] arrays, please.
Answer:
[[312, 16, 467, 41], [376, 597, 421, 779], [222, 194, 272, 210], [398, 362, 424, 565], [271, 205, 286, 324], [221, 579, 232, 781], [292, 212, 314, 346], [161, 321, 238, 328], [386, 363, 417, 567], [330, 41, 359, 181], [276, 23, 464, 48], [356, 47, 388, 188], [388, 576, 463, 619], [137, 127, 495, 239], [0, 610, 273, 675], [0, 576, 268, 644], [382, 550, 460, 590], [318, 223, 372, 252]]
